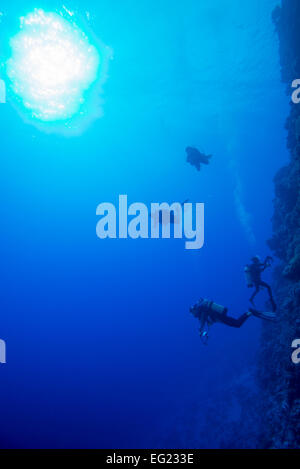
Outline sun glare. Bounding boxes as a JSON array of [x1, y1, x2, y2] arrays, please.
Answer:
[[7, 9, 104, 125]]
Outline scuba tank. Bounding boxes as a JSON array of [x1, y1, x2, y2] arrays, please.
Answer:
[[203, 300, 228, 316], [190, 299, 228, 316], [244, 265, 254, 288]]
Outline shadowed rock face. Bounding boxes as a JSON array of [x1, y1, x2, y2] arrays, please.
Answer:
[[258, 0, 300, 449]]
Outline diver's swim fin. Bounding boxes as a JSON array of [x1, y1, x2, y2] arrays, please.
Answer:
[[249, 308, 277, 322]]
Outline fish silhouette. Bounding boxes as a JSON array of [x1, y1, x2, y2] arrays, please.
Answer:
[[186, 147, 212, 171]]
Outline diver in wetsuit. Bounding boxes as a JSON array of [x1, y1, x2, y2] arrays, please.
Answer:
[[246, 256, 276, 312], [190, 298, 276, 344]]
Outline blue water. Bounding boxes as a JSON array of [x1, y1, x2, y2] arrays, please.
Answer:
[[0, 0, 289, 448]]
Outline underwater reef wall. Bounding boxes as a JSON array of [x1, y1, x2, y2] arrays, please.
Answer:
[[258, 0, 300, 449]]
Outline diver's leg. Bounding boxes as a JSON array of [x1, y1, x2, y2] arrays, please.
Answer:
[[260, 281, 277, 312], [220, 312, 251, 328], [260, 281, 273, 298], [250, 285, 259, 304]]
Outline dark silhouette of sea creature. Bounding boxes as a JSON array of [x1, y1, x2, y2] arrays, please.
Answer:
[[186, 146, 212, 171]]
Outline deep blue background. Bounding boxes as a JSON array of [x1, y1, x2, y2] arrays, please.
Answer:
[[0, 0, 289, 448]]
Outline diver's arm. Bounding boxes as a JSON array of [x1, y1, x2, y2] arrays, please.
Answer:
[[261, 257, 271, 271], [199, 312, 208, 335]]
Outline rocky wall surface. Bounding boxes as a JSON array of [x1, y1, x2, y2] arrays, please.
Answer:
[[258, 0, 300, 449]]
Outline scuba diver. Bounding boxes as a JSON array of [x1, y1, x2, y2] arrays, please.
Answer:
[[244, 255, 276, 312], [186, 147, 212, 171], [190, 298, 277, 345]]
